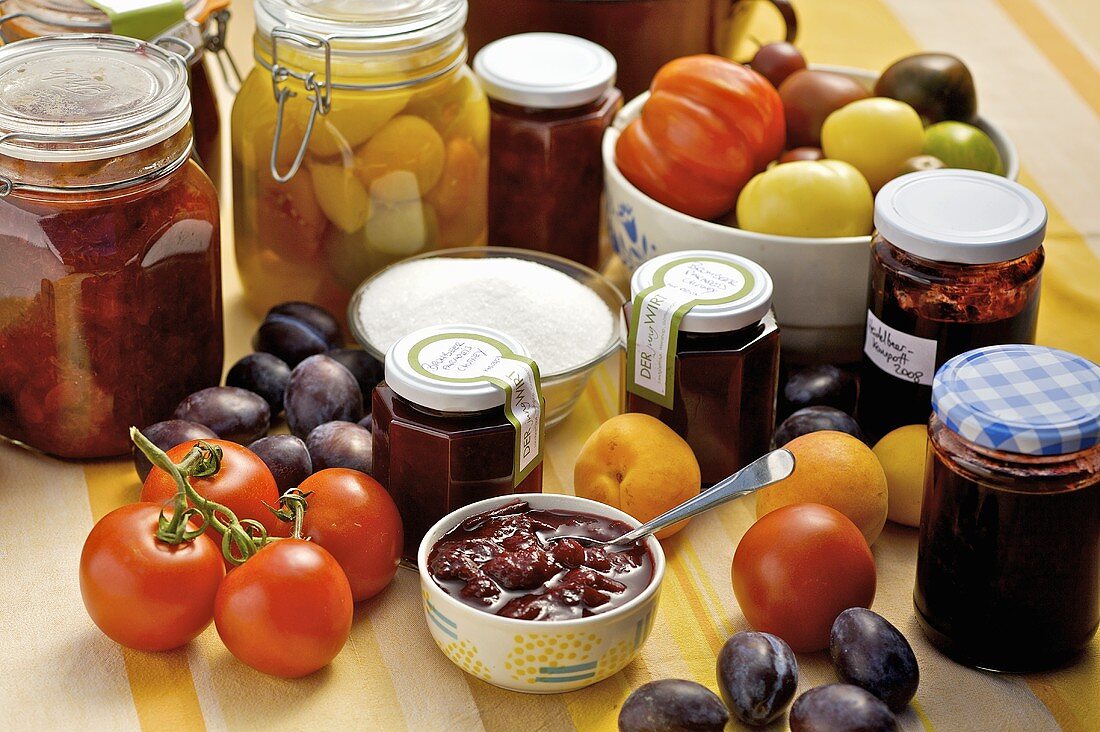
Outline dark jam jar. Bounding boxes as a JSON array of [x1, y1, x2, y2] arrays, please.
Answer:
[[0, 35, 222, 458], [915, 345, 1100, 672], [372, 325, 545, 561], [624, 250, 779, 486], [858, 170, 1046, 442], [474, 33, 621, 269]]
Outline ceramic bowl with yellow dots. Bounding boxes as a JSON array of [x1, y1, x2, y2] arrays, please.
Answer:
[[417, 494, 666, 694]]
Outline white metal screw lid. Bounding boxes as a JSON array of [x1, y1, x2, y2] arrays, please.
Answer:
[[384, 324, 534, 413], [874, 169, 1047, 265], [630, 250, 774, 334], [473, 32, 617, 109]]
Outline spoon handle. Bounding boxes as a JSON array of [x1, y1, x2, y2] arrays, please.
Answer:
[[611, 448, 795, 546]]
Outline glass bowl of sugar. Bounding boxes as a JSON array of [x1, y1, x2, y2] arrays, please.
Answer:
[[349, 247, 626, 427]]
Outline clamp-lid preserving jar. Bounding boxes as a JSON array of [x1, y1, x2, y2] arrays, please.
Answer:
[[916, 345, 1100, 671], [0, 34, 222, 458], [623, 250, 779, 486], [372, 324, 544, 561], [232, 0, 489, 318], [858, 169, 1046, 442]]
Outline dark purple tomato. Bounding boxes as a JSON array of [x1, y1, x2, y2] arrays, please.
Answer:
[[779, 364, 859, 420], [790, 684, 898, 732], [268, 301, 341, 347], [284, 355, 364, 440], [249, 434, 313, 494], [875, 53, 977, 125], [750, 42, 807, 89], [173, 387, 270, 445], [779, 146, 825, 164], [252, 314, 330, 368], [358, 413, 373, 432], [306, 421, 372, 474], [618, 679, 729, 732], [778, 70, 871, 148], [830, 608, 919, 712], [325, 348, 383, 410], [775, 406, 863, 446], [132, 420, 218, 481], [225, 352, 291, 415], [717, 631, 798, 725]]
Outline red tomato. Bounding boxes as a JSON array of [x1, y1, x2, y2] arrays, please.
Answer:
[[214, 539, 353, 677], [732, 503, 876, 652], [80, 503, 225, 651], [141, 439, 282, 546], [297, 469, 403, 602]]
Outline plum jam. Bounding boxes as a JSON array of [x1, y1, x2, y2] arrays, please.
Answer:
[[0, 36, 222, 459], [428, 499, 653, 620], [915, 346, 1100, 672], [858, 171, 1046, 442], [624, 251, 779, 485], [372, 326, 544, 561], [474, 33, 621, 269]]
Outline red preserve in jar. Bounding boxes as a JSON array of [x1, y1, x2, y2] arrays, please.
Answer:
[[0, 35, 223, 459], [623, 250, 779, 486], [916, 345, 1100, 672], [474, 33, 621, 269], [858, 170, 1046, 442], [372, 325, 544, 561]]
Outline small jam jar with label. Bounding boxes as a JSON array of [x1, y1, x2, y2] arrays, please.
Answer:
[[372, 324, 545, 561], [858, 170, 1046, 442], [916, 345, 1100, 672], [624, 250, 779, 486]]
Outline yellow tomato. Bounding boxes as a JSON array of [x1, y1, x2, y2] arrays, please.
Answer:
[[821, 97, 924, 190], [735, 160, 873, 238]]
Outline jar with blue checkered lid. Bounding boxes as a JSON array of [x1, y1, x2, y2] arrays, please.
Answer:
[[915, 345, 1100, 672]]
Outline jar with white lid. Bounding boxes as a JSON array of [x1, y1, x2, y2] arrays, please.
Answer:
[[0, 35, 222, 459], [623, 250, 779, 486], [858, 169, 1046, 442], [231, 0, 489, 318], [372, 324, 544, 561], [474, 32, 621, 269]]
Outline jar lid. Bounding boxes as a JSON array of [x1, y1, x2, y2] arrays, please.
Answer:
[[385, 324, 534, 413], [874, 170, 1047, 265], [630, 250, 774, 334], [0, 35, 191, 163], [933, 345, 1100, 456], [255, 0, 465, 44], [473, 33, 616, 109]]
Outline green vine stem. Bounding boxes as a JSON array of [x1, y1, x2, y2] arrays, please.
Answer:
[[130, 427, 270, 565], [270, 489, 311, 540]]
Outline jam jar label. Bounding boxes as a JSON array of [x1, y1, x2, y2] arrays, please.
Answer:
[[864, 310, 937, 386], [409, 332, 544, 485], [627, 257, 756, 409]]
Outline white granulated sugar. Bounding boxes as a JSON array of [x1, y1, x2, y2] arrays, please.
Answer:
[[358, 258, 616, 374]]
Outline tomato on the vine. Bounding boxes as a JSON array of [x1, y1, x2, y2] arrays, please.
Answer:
[[296, 468, 402, 602], [80, 503, 225, 651], [214, 539, 353, 678], [732, 503, 876, 652]]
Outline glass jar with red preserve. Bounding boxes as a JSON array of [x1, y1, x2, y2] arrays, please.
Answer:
[[0, 0, 235, 190], [0, 35, 222, 459], [916, 345, 1100, 672], [857, 170, 1046, 443], [372, 325, 544, 561], [623, 250, 779, 486], [473, 33, 621, 269]]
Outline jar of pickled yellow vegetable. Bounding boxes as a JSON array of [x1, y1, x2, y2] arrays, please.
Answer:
[[232, 0, 489, 317]]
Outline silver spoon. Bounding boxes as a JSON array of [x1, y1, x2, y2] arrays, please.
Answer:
[[548, 448, 796, 549]]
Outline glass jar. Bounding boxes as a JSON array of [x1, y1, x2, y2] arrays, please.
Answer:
[[0, 0, 233, 189], [372, 325, 544, 560], [858, 170, 1046, 443], [916, 345, 1100, 672], [473, 32, 621, 269], [232, 0, 490, 319], [0, 35, 222, 459], [623, 250, 779, 486]]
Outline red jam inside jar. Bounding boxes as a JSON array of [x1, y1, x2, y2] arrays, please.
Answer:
[[428, 499, 653, 620], [475, 34, 621, 269], [0, 36, 222, 458]]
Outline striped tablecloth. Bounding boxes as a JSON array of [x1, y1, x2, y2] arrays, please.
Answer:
[[3, 0, 1099, 728]]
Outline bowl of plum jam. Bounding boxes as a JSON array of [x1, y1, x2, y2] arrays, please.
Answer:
[[418, 494, 666, 693]]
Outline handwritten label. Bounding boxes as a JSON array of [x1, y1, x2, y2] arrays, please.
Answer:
[[863, 310, 937, 386]]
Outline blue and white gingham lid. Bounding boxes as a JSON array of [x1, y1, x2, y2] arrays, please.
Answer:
[[932, 345, 1100, 456]]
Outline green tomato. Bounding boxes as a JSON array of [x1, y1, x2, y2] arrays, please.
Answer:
[[821, 97, 924, 190], [735, 160, 874, 238], [922, 121, 1004, 175]]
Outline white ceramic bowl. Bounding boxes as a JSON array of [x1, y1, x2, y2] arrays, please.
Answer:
[[603, 65, 1019, 364], [417, 493, 665, 694]]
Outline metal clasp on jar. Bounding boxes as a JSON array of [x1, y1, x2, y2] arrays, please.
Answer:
[[267, 27, 332, 184], [203, 7, 241, 91]]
